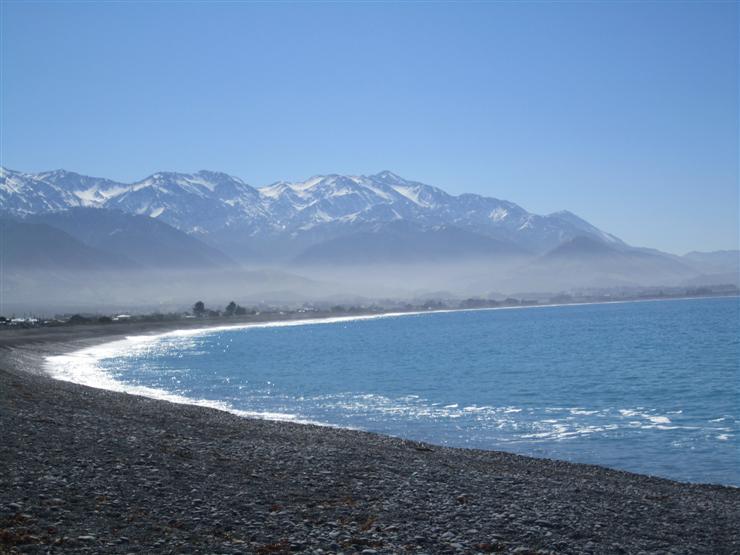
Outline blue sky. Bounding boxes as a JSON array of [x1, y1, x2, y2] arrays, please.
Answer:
[[1, 1, 737, 254]]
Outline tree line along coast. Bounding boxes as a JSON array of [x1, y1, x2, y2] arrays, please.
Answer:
[[1, 283, 736, 330]]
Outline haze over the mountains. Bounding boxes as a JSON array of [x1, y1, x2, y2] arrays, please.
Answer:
[[1, 166, 737, 311]]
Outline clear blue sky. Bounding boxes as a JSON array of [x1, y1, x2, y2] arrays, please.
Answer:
[[1, 1, 737, 254]]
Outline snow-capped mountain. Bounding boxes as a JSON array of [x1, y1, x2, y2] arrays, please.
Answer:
[[3, 166, 735, 304], [0, 166, 624, 260]]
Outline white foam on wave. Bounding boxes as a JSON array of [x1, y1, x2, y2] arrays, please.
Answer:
[[44, 336, 345, 428], [311, 394, 696, 443], [44, 304, 737, 447], [48, 347, 319, 424], [618, 409, 675, 428], [43, 306, 551, 429], [569, 408, 600, 416], [50, 307, 547, 427], [463, 405, 494, 413], [647, 415, 672, 425]]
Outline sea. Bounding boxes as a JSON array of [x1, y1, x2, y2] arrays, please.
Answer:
[[47, 297, 740, 486]]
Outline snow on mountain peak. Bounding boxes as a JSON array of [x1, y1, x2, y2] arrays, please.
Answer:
[[259, 181, 292, 199], [0, 167, 623, 252], [490, 207, 509, 222], [548, 210, 623, 245], [372, 170, 406, 183]]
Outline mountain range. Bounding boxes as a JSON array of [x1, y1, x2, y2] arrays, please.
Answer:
[[0, 166, 737, 307], [1, 167, 624, 257]]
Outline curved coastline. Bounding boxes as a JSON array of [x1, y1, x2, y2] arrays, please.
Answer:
[[40, 307, 511, 422], [39, 294, 735, 397], [41, 296, 739, 445], [2, 301, 739, 554]]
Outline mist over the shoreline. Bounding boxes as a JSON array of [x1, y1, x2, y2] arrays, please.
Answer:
[[2, 251, 738, 315]]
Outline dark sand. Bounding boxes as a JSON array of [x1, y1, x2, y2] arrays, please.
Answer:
[[1, 321, 738, 554]]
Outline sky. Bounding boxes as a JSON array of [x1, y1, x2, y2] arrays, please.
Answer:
[[1, 1, 737, 254]]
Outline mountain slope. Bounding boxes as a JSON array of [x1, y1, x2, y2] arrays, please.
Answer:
[[514, 236, 697, 289], [26, 208, 235, 270], [293, 222, 530, 266], [0, 219, 134, 272], [5, 165, 727, 288], [106, 171, 269, 234]]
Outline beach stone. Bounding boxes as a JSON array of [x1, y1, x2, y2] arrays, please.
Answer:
[[0, 332, 738, 555]]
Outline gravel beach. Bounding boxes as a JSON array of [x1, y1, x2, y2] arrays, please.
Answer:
[[1, 323, 738, 554]]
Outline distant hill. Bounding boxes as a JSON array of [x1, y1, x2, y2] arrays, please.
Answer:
[[678, 250, 740, 288], [542, 236, 693, 274], [507, 236, 698, 289], [0, 219, 133, 272], [27, 208, 234, 270], [682, 250, 739, 275], [293, 222, 529, 266]]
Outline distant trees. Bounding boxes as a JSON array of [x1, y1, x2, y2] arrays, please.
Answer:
[[460, 298, 495, 309], [192, 300, 254, 318], [225, 301, 249, 317], [68, 314, 90, 325]]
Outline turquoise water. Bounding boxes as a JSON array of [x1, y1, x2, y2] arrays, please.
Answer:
[[96, 297, 739, 485]]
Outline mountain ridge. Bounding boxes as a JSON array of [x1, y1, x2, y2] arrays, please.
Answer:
[[1, 166, 626, 260], [3, 166, 737, 291]]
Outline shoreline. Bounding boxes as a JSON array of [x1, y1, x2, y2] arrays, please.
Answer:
[[16, 293, 738, 375], [5, 292, 738, 348], [38, 295, 740, 455], [2, 301, 739, 553]]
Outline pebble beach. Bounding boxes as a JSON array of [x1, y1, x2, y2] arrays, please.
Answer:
[[1, 322, 738, 554]]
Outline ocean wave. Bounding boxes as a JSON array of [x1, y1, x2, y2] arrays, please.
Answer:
[[44, 307, 738, 460], [45, 342, 332, 428]]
